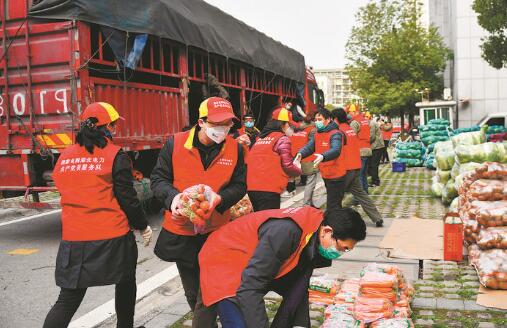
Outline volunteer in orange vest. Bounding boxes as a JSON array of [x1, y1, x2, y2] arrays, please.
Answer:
[[199, 207, 366, 327], [295, 108, 346, 211], [151, 97, 246, 327], [247, 107, 302, 211], [44, 102, 152, 328], [333, 108, 384, 227], [349, 105, 372, 192], [236, 112, 260, 147], [380, 117, 393, 164]]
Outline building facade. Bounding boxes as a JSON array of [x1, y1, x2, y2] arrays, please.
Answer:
[[313, 68, 362, 107], [424, 0, 507, 127]]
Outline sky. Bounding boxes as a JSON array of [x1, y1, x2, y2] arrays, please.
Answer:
[[204, 0, 371, 69]]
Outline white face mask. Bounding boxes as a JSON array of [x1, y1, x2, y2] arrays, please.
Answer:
[[284, 126, 294, 137], [204, 124, 230, 144]]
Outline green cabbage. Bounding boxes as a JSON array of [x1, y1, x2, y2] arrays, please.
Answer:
[[435, 148, 455, 170], [454, 142, 507, 164], [437, 169, 451, 183], [451, 126, 487, 147]]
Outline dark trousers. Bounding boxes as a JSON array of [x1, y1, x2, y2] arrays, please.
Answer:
[[248, 191, 281, 211], [360, 156, 369, 193], [323, 177, 346, 211], [216, 300, 247, 328], [43, 280, 136, 328], [176, 261, 218, 328], [381, 140, 390, 163], [368, 148, 383, 186], [286, 180, 296, 193]]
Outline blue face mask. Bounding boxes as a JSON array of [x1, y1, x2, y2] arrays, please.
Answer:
[[315, 121, 326, 131], [245, 121, 254, 128], [318, 244, 343, 260], [104, 130, 113, 139]]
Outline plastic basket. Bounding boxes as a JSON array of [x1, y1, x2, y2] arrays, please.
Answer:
[[392, 162, 406, 172]]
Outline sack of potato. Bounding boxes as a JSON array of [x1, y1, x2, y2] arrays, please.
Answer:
[[469, 247, 507, 289], [476, 227, 507, 249]]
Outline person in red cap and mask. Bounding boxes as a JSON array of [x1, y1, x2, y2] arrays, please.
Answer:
[[151, 97, 246, 327], [44, 102, 152, 328], [247, 106, 302, 211]]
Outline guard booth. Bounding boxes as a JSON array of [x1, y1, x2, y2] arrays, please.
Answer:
[[416, 100, 457, 128]]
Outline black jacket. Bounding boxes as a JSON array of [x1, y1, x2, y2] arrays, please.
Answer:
[[151, 127, 247, 266], [150, 128, 246, 214], [233, 218, 331, 328]]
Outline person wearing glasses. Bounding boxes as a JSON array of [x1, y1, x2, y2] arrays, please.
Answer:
[[151, 97, 247, 327], [198, 206, 366, 328]]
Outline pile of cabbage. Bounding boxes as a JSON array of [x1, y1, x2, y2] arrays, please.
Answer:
[[393, 142, 425, 167], [419, 119, 451, 146]]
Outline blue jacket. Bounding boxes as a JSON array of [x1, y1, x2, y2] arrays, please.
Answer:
[[297, 121, 343, 162]]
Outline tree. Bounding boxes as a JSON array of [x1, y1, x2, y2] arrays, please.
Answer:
[[346, 0, 452, 129], [472, 0, 507, 69]]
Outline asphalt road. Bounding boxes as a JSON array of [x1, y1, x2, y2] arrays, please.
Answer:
[[0, 209, 168, 328]]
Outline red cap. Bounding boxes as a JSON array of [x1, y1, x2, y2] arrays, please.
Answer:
[[80, 102, 124, 126], [198, 97, 238, 122]]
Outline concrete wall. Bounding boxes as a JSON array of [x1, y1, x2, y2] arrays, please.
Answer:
[[451, 0, 507, 127], [426, 0, 507, 127]]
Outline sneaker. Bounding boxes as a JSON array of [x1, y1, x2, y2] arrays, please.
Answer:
[[281, 190, 296, 198], [376, 219, 384, 227]]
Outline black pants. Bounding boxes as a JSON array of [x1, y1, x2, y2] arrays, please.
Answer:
[[299, 175, 307, 186], [248, 191, 281, 211], [381, 140, 390, 163], [43, 280, 136, 328], [286, 180, 296, 192], [323, 177, 346, 211], [368, 148, 383, 186]]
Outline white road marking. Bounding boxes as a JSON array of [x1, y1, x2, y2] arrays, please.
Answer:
[[0, 209, 61, 227], [69, 264, 179, 328]]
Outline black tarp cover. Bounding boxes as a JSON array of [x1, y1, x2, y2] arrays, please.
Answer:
[[29, 0, 306, 82]]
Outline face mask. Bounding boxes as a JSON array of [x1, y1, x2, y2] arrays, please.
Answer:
[[245, 122, 254, 128], [204, 124, 230, 144], [284, 126, 294, 137], [347, 114, 352, 121], [315, 121, 326, 131], [318, 244, 343, 260]]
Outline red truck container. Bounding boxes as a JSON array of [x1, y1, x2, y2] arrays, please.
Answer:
[[0, 0, 323, 203]]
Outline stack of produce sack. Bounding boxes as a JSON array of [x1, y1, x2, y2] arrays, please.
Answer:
[[486, 125, 507, 141], [451, 125, 481, 135], [393, 142, 424, 167], [458, 163, 507, 290], [309, 275, 340, 305], [318, 263, 415, 327], [431, 141, 454, 200], [419, 119, 450, 147]]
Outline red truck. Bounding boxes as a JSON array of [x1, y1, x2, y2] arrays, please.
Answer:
[[0, 0, 323, 204]]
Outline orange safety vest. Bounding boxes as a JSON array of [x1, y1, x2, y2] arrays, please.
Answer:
[[314, 129, 346, 179], [162, 128, 238, 236], [339, 123, 362, 171], [353, 113, 371, 149], [199, 206, 324, 306], [247, 132, 288, 193], [382, 128, 393, 141], [290, 126, 314, 163], [52, 142, 130, 241]]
